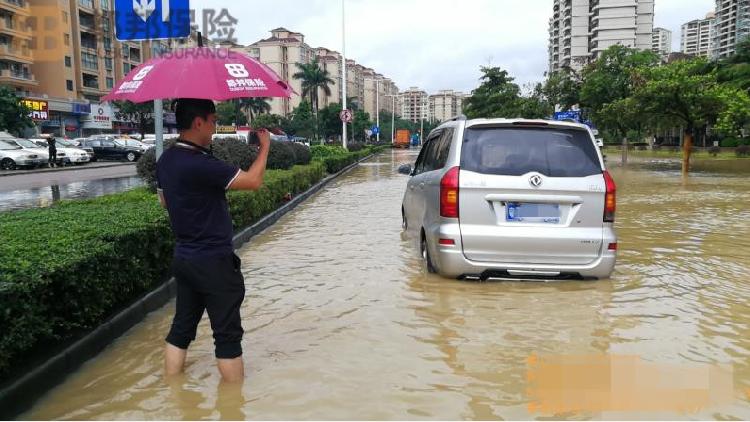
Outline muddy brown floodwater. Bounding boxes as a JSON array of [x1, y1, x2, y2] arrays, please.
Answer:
[[24, 150, 750, 420]]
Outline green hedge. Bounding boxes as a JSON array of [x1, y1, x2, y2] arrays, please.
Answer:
[[0, 145, 384, 380], [0, 163, 326, 379]]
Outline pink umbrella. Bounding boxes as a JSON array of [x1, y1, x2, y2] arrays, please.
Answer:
[[103, 48, 294, 103]]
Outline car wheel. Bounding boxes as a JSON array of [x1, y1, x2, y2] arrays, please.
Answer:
[[421, 232, 437, 274], [1, 158, 16, 170], [126, 152, 137, 162]]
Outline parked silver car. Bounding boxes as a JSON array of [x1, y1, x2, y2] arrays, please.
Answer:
[[400, 118, 617, 281]]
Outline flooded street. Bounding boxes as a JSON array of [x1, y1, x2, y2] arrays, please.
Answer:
[[24, 150, 750, 420]]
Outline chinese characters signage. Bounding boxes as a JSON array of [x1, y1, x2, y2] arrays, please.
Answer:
[[22, 99, 49, 121]]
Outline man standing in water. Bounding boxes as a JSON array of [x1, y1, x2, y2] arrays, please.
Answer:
[[156, 98, 271, 382]]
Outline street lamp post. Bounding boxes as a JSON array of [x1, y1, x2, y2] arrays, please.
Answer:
[[341, 0, 348, 149], [365, 77, 382, 144]]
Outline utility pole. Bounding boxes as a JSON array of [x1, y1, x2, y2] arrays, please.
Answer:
[[376, 79, 380, 144]]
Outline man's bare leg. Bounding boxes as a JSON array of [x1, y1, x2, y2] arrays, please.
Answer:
[[165, 343, 187, 376], [217, 357, 244, 383]]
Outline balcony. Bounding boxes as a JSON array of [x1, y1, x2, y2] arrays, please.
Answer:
[[0, 43, 31, 63], [0, 68, 37, 86], [0, 19, 30, 39], [0, 0, 29, 15]]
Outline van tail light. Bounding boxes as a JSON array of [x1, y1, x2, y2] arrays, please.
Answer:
[[603, 170, 616, 223], [440, 167, 460, 219]]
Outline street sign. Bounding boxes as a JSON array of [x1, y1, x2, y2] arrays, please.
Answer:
[[371, 125, 380, 135], [115, 0, 191, 41], [553, 110, 582, 122], [340, 109, 353, 123]]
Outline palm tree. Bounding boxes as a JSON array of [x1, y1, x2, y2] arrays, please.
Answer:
[[240, 98, 272, 121], [292, 58, 335, 116]]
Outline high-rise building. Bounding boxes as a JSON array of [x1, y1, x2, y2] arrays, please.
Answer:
[[400, 87, 428, 123], [247, 28, 315, 116], [712, 0, 750, 59], [652, 27, 672, 56], [0, 0, 36, 97], [681, 12, 715, 57], [428, 90, 466, 123], [549, 0, 655, 73]]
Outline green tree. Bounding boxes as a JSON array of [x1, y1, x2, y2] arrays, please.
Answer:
[[0, 86, 33, 136], [463, 67, 523, 118], [318, 102, 343, 140], [292, 58, 335, 115], [216, 101, 247, 126], [250, 113, 282, 130], [632, 58, 735, 172], [240, 97, 272, 121], [542, 67, 582, 111], [716, 39, 750, 93], [113, 100, 155, 139], [350, 109, 372, 142], [281, 100, 315, 139], [517, 83, 554, 119]]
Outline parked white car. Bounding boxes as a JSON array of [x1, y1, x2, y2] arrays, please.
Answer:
[[0, 139, 47, 170], [29, 138, 91, 165], [3, 138, 51, 164]]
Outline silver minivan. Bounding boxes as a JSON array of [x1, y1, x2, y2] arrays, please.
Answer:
[[400, 118, 617, 281]]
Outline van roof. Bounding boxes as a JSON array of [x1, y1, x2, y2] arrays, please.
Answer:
[[462, 118, 591, 131]]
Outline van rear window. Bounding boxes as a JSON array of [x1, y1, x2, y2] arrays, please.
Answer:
[[460, 127, 602, 177]]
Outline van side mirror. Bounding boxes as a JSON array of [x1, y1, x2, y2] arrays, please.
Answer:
[[398, 164, 413, 175]]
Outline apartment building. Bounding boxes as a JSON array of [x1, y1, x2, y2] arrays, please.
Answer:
[[652, 27, 672, 57], [0, 0, 35, 97], [428, 90, 466, 123], [681, 12, 715, 57], [400, 87, 428, 123], [712, 0, 750, 59], [247, 27, 315, 116], [314, 46, 342, 108], [549, 0, 655, 72]]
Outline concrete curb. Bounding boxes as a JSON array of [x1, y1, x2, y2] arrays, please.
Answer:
[[0, 162, 135, 178], [0, 154, 377, 419]]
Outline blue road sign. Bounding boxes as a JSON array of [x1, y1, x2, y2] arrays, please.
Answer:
[[115, 0, 190, 41], [553, 110, 582, 122], [371, 126, 380, 135]]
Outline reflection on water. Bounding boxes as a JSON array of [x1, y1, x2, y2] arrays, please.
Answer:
[[24, 151, 750, 420], [0, 177, 143, 212]]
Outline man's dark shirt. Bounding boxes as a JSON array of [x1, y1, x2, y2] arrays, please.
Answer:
[[156, 140, 241, 259], [48, 138, 56, 152]]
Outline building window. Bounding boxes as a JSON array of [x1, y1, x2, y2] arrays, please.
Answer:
[[65, 56, 71, 67], [106, 77, 113, 89], [82, 73, 98, 89], [123, 63, 130, 74], [66, 80, 73, 91], [103, 37, 112, 51], [81, 52, 98, 70], [102, 18, 110, 33], [79, 0, 93, 8], [100, 0, 109, 10], [104, 57, 112, 70]]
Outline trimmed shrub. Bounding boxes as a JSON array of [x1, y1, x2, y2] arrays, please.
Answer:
[[708, 146, 721, 157], [136, 138, 177, 191], [267, 141, 297, 170], [0, 162, 328, 380], [736, 145, 750, 157], [720, 138, 741, 148], [347, 142, 365, 152], [311, 145, 348, 160], [211, 138, 258, 171], [288, 142, 311, 165]]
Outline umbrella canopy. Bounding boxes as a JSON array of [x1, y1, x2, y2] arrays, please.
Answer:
[[103, 48, 294, 103]]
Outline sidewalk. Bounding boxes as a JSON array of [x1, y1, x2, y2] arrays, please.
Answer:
[[0, 162, 135, 178]]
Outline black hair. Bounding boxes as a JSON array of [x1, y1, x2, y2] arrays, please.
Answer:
[[174, 98, 216, 130]]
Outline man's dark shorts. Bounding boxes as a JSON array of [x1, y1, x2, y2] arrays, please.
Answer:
[[165, 253, 245, 359]]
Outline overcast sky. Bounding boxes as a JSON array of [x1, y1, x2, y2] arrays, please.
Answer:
[[192, 0, 716, 94]]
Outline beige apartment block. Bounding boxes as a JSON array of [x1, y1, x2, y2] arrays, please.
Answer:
[[429, 90, 466, 123], [682, 12, 715, 57], [549, 0, 654, 72], [713, 0, 750, 59], [248, 27, 315, 116], [400, 86, 428, 123], [0, 0, 36, 97], [314, 46, 342, 108], [652, 27, 672, 57]]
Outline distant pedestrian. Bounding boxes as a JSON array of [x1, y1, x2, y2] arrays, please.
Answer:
[[47, 137, 57, 167], [157, 98, 271, 383]]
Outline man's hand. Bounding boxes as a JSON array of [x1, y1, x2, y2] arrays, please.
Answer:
[[256, 128, 271, 152]]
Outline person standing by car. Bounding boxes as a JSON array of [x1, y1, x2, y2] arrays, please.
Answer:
[[156, 98, 271, 383], [47, 136, 57, 167]]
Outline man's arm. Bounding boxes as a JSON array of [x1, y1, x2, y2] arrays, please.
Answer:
[[228, 129, 271, 191]]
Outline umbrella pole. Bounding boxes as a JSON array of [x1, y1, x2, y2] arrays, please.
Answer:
[[155, 99, 164, 160]]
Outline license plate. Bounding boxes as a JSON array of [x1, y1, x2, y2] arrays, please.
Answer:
[[506, 202, 560, 223]]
